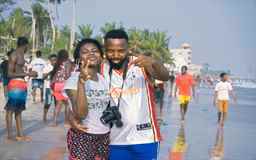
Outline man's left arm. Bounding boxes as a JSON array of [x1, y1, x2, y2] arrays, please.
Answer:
[[132, 55, 169, 81], [151, 59, 170, 81]]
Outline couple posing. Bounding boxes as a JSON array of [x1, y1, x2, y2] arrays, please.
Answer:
[[65, 29, 169, 160]]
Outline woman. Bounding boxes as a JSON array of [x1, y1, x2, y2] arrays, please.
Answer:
[[50, 49, 72, 126], [65, 39, 111, 160]]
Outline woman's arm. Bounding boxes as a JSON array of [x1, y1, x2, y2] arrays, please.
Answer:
[[65, 78, 88, 120], [76, 78, 88, 119], [66, 88, 88, 132]]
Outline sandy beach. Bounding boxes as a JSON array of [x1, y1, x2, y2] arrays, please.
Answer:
[[0, 86, 256, 160]]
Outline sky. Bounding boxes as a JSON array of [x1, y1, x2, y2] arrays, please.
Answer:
[[15, 0, 256, 78]]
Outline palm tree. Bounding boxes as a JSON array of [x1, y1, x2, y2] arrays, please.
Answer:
[[31, 2, 51, 50], [48, 0, 65, 52], [0, 8, 31, 53], [54, 25, 70, 50], [69, 0, 76, 52], [100, 22, 124, 35], [128, 29, 173, 64], [6, 8, 32, 38], [128, 28, 144, 54], [78, 24, 93, 39], [49, 0, 65, 18]]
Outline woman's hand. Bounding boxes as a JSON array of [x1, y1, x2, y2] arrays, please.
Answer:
[[69, 112, 88, 132], [79, 60, 91, 84]]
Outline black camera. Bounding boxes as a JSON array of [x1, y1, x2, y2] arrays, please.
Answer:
[[100, 106, 123, 128]]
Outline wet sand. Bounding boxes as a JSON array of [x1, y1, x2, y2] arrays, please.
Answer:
[[0, 87, 256, 160]]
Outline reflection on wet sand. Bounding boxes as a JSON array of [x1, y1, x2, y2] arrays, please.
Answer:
[[169, 125, 187, 160], [210, 127, 224, 160], [40, 146, 67, 160]]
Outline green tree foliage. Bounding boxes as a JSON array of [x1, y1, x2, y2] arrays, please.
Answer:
[[4, 8, 32, 38], [100, 22, 124, 35], [0, 8, 31, 52], [31, 2, 51, 48], [128, 28, 172, 63], [0, 4, 173, 64], [78, 24, 93, 39], [54, 25, 70, 51]]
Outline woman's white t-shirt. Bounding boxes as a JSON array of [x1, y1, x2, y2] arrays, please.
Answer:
[[64, 72, 110, 134]]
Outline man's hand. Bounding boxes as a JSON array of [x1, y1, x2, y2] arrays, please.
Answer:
[[131, 55, 155, 76]]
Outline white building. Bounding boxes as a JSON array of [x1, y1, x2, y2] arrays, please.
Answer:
[[188, 64, 203, 75], [170, 43, 192, 72]]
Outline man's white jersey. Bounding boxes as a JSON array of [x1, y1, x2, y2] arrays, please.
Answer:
[[101, 60, 161, 145]]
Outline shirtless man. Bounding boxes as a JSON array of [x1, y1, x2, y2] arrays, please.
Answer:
[[5, 37, 37, 141]]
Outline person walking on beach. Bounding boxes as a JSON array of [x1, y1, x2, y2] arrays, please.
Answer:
[[194, 75, 201, 103], [213, 72, 236, 127], [175, 65, 195, 123], [42, 54, 57, 123], [102, 29, 169, 160], [5, 37, 37, 141], [31, 50, 47, 103], [65, 38, 111, 160], [169, 71, 176, 97], [50, 49, 72, 126]]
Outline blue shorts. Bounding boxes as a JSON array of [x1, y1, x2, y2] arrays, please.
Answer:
[[32, 79, 44, 89], [109, 142, 159, 160]]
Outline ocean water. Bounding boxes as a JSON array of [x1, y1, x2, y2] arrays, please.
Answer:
[[159, 87, 256, 160]]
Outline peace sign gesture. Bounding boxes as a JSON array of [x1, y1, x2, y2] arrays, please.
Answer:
[[79, 60, 91, 84]]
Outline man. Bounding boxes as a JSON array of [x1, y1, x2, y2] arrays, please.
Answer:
[[175, 66, 195, 123], [0, 49, 14, 100], [102, 29, 169, 160], [5, 37, 37, 141], [42, 54, 57, 122], [30, 50, 47, 102], [213, 72, 236, 127]]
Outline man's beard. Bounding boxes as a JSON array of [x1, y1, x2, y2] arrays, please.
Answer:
[[109, 58, 128, 70]]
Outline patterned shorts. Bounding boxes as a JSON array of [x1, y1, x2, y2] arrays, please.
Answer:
[[5, 79, 27, 112], [67, 128, 110, 160]]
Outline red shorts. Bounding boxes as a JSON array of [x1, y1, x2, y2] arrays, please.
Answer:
[[51, 82, 68, 101]]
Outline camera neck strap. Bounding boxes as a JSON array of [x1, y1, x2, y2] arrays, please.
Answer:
[[108, 59, 129, 108]]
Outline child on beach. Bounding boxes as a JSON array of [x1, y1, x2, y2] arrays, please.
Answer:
[[213, 73, 236, 127]]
